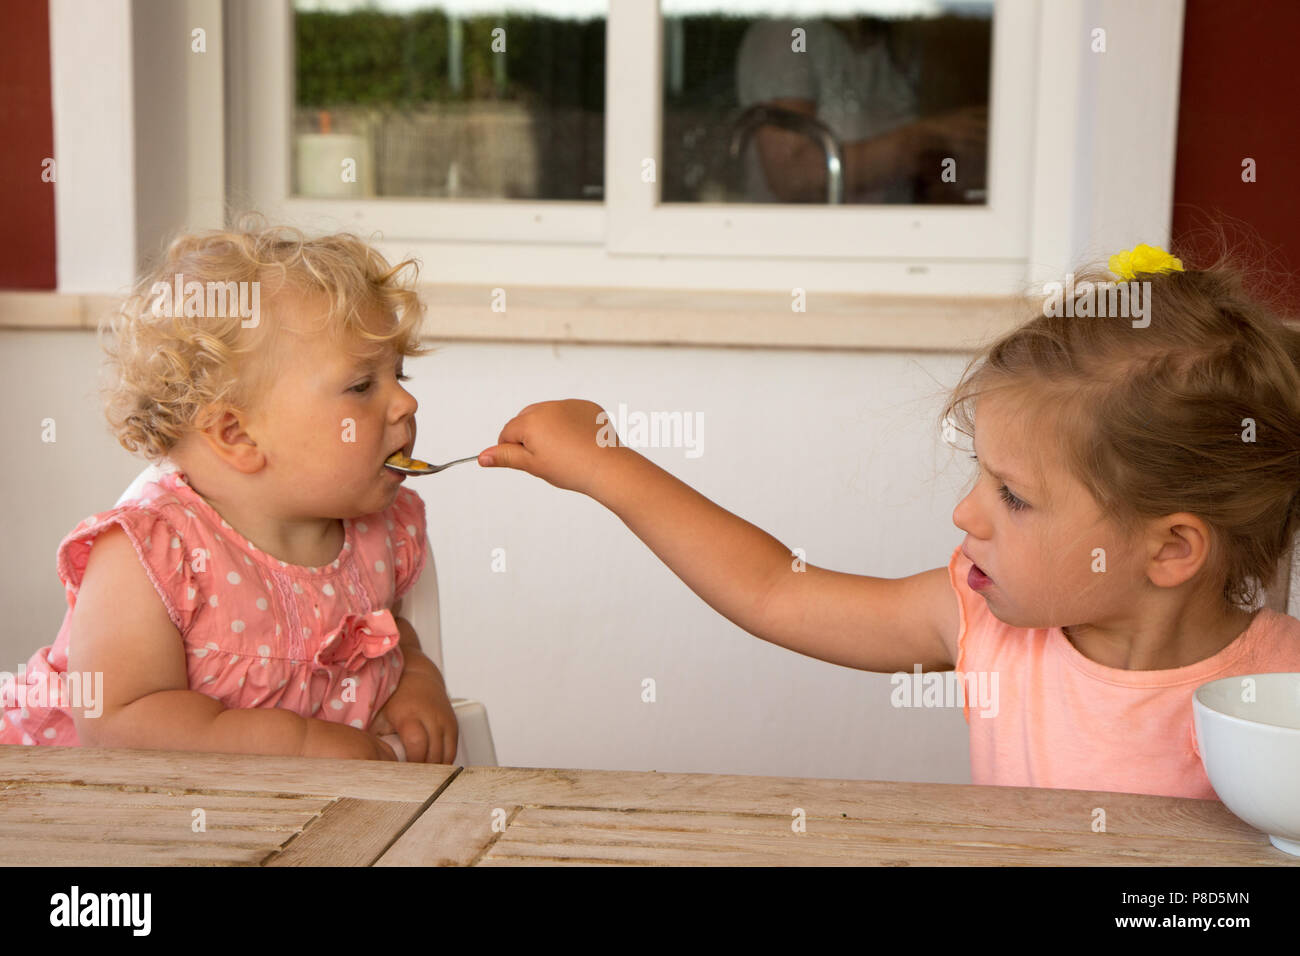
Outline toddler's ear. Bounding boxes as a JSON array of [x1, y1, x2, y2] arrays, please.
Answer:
[[198, 406, 264, 473]]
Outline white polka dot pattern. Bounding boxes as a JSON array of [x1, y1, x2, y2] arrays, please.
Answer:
[[3, 477, 427, 748]]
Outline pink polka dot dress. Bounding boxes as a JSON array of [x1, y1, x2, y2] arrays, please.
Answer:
[[0, 464, 428, 749]]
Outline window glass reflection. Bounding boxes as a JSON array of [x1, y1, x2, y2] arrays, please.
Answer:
[[662, 2, 992, 204], [293, 0, 606, 200]]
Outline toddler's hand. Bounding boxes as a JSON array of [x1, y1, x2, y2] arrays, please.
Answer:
[[371, 664, 459, 764], [478, 399, 625, 499]]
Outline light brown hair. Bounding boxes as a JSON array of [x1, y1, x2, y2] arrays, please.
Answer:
[[941, 242, 1300, 611]]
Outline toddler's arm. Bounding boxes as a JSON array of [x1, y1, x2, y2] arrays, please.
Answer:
[[480, 400, 958, 672], [66, 525, 396, 761]]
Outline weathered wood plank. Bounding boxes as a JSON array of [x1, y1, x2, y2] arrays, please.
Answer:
[[0, 778, 330, 863], [0, 745, 454, 802], [0, 821, 304, 848], [478, 806, 1295, 866], [376, 803, 518, 867], [0, 837, 270, 866], [267, 798, 428, 867], [0, 783, 325, 817], [425, 766, 1268, 843]]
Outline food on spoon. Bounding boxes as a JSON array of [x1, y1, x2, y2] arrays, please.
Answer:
[[385, 451, 432, 470]]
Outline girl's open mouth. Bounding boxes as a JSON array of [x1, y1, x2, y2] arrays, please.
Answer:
[[968, 564, 993, 590]]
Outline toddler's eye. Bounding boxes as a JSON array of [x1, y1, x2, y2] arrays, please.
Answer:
[[350, 380, 372, 394], [397, 373, 410, 382]]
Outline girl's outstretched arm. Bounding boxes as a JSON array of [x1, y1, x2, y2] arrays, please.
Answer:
[[480, 400, 958, 672]]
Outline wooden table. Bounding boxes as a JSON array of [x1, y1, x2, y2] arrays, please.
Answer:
[[1, 745, 1296, 866]]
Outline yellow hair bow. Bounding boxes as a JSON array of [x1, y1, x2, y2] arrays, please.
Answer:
[[1108, 243, 1184, 281]]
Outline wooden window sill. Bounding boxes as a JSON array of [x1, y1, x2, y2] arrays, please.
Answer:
[[0, 287, 1027, 352]]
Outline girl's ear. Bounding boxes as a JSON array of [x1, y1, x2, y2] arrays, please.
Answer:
[[198, 406, 265, 474]]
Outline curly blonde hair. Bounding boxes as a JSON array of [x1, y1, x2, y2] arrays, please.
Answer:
[[941, 240, 1300, 613], [100, 212, 433, 462]]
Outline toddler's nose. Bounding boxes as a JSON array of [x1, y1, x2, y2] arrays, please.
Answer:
[[393, 388, 417, 423]]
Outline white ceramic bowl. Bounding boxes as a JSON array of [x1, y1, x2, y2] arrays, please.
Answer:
[[1193, 673, 1300, 856]]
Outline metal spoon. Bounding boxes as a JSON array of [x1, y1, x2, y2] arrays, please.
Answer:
[[384, 454, 478, 476]]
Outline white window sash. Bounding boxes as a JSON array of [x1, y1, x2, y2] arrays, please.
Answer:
[[608, 0, 1035, 260], [226, 0, 604, 245]]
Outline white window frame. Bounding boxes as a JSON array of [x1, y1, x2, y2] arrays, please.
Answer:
[[52, 0, 1185, 296], [231, 0, 1033, 258], [225, 0, 604, 245], [608, 0, 1035, 260]]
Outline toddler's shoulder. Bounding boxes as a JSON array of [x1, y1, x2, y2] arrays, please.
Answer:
[[58, 495, 204, 634]]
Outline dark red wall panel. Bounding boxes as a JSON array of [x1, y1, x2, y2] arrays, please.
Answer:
[[1170, 0, 1300, 317], [0, 0, 56, 290]]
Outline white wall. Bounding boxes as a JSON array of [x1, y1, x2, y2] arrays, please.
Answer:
[[1, 329, 978, 783], [15, 0, 1196, 786]]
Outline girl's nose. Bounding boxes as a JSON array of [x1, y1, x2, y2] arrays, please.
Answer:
[[952, 486, 981, 535]]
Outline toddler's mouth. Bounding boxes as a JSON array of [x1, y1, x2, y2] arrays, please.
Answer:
[[384, 441, 414, 467], [383, 450, 411, 481]]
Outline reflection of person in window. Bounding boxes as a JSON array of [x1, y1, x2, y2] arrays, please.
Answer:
[[736, 17, 987, 203]]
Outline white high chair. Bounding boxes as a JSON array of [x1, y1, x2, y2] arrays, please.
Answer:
[[116, 460, 497, 766]]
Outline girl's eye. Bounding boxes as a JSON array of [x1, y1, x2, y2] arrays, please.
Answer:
[[969, 454, 1027, 511], [397, 373, 410, 382], [998, 485, 1027, 512], [350, 381, 372, 394]]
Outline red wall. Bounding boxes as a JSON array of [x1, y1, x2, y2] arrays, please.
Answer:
[[0, 0, 56, 289], [1170, 0, 1300, 317]]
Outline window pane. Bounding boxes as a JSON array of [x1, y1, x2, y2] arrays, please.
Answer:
[[292, 0, 606, 200], [662, 1, 992, 205]]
